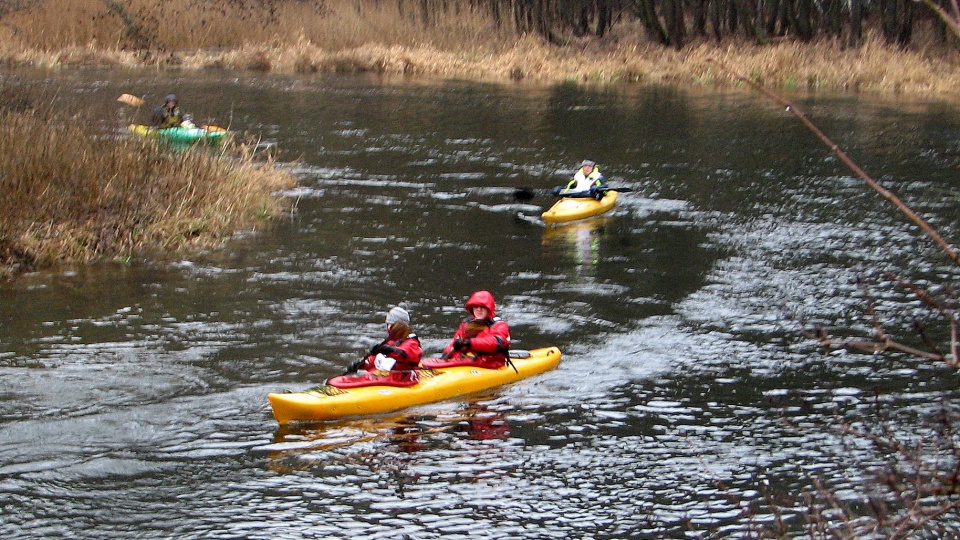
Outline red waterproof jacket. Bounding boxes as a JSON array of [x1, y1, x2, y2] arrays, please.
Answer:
[[443, 291, 511, 369], [329, 334, 423, 388], [361, 335, 423, 375]]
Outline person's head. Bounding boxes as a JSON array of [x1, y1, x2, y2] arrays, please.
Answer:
[[465, 290, 496, 320], [164, 94, 178, 107], [386, 305, 411, 340], [580, 159, 595, 173]]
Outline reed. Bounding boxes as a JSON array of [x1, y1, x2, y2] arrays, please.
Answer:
[[0, 94, 295, 278]]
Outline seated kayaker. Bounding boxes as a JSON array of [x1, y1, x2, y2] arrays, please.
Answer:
[[151, 93, 184, 128], [551, 159, 608, 200], [180, 114, 196, 129], [428, 291, 511, 370], [328, 306, 423, 388]]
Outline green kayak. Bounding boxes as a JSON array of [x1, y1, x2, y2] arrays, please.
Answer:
[[128, 124, 228, 144]]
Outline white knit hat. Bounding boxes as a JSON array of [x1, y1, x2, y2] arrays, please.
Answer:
[[385, 306, 410, 325]]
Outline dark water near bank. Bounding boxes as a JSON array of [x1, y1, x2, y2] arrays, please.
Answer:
[[1, 68, 960, 538]]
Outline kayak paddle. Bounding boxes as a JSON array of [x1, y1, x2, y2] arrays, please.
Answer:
[[514, 186, 633, 200]]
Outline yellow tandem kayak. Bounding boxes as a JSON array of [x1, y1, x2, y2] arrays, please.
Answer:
[[541, 191, 618, 225], [267, 347, 562, 424]]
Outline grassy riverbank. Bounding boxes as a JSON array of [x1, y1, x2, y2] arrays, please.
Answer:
[[0, 94, 295, 279], [0, 0, 959, 97]]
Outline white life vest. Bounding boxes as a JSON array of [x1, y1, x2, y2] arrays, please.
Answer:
[[567, 167, 603, 191]]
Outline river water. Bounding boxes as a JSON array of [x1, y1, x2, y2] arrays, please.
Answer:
[[1, 68, 959, 538]]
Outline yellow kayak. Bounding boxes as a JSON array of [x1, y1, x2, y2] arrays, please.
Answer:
[[542, 191, 618, 224], [268, 347, 562, 424]]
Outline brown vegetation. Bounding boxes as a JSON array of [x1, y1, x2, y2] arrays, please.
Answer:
[[0, 0, 958, 96], [0, 90, 295, 278]]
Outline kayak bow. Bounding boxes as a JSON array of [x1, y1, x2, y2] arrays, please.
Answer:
[[541, 191, 618, 224]]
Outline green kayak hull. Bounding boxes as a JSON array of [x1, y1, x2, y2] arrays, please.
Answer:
[[128, 124, 228, 144]]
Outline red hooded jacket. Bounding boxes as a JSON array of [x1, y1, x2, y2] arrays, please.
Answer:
[[442, 291, 511, 369]]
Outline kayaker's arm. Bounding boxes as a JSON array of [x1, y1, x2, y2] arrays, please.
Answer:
[[443, 329, 467, 356], [344, 357, 367, 374], [465, 321, 510, 353], [378, 344, 406, 359]]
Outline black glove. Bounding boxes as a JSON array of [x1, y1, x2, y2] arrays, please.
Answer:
[[345, 358, 366, 374], [378, 344, 399, 355], [551, 186, 562, 196], [453, 338, 471, 352]]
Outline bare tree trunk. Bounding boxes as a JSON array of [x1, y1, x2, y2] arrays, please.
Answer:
[[576, 0, 591, 36], [898, 0, 915, 46], [796, 0, 813, 41], [712, 0, 726, 41], [596, 0, 610, 37], [735, 0, 760, 42], [822, 0, 842, 37], [849, 0, 863, 47], [765, 0, 779, 36], [881, 0, 916, 47], [663, 0, 686, 48], [881, 0, 899, 43], [727, 0, 739, 35], [693, 0, 709, 37], [635, 0, 670, 44]]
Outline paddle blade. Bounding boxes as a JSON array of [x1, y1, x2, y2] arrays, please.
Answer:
[[117, 93, 145, 107], [514, 188, 536, 201]]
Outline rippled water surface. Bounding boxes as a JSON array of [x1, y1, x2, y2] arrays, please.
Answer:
[[2, 68, 960, 538]]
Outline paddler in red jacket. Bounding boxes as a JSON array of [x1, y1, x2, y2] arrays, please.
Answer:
[[442, 290, 511, 369], [329, 306, 423, 388]]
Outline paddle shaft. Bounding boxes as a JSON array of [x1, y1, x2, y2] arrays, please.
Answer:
[[515, 187, 632, 200]]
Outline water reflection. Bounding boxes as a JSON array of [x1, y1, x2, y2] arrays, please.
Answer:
[[265, 397, 511, 473], [453, 403, 510, 441], [541, 217, 611, 278]]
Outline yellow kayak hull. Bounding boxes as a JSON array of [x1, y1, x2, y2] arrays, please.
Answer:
[[541, 191, 618, 224], [268, 346, 562, 424]]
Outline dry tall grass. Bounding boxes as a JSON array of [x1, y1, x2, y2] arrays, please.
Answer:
[[0, 0, 509, 52], [0, 0, 959, 96], [0, 99, 295, 278]]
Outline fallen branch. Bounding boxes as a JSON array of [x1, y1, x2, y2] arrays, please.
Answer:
[[885, 272, 959, 328], [803, 327, 946, 361]]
